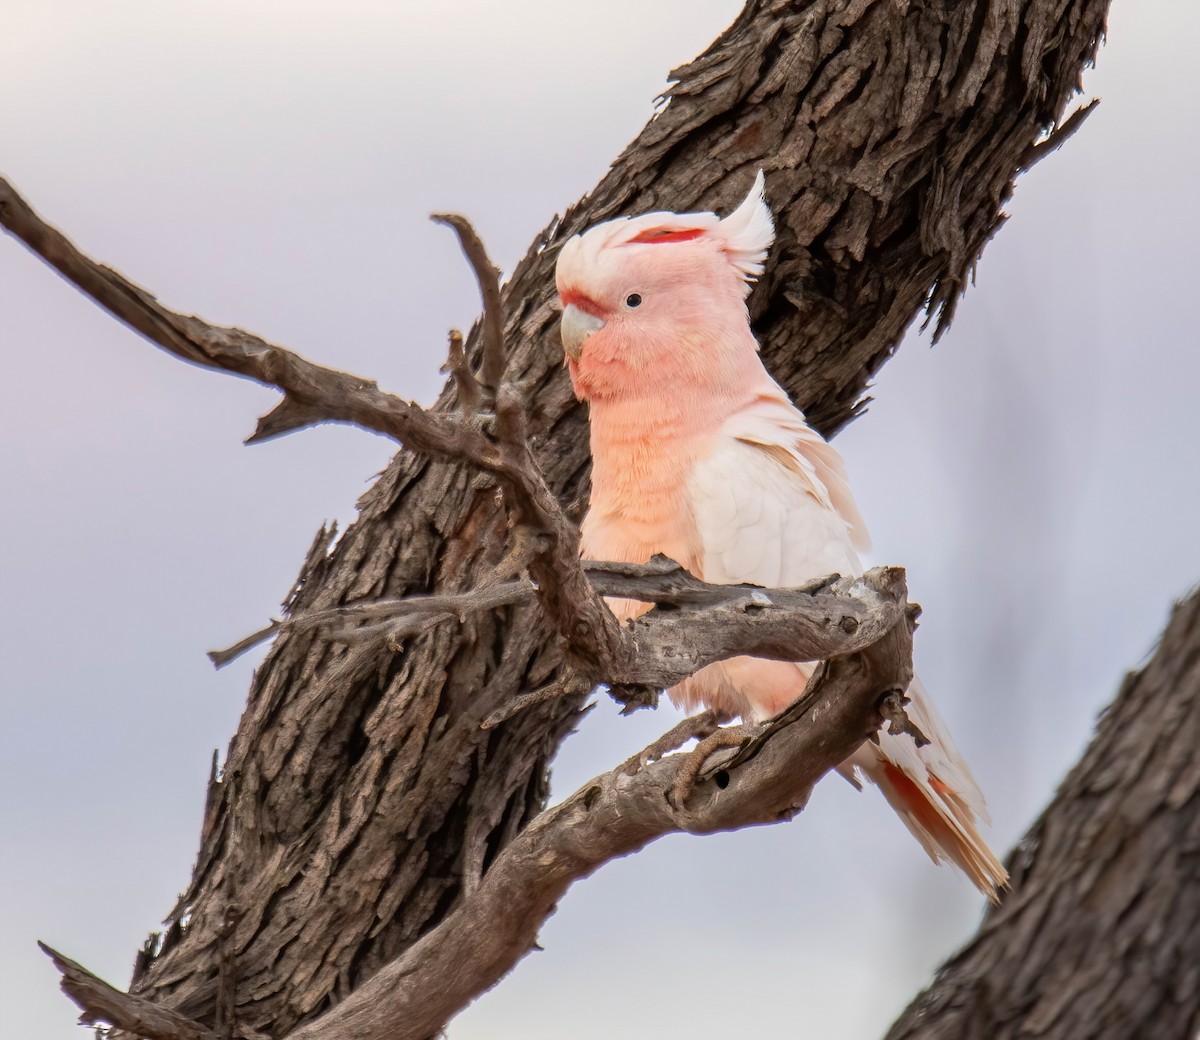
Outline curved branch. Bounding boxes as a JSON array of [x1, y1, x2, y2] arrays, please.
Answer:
[[0, 178, 464, 458], [47, 574, 915, 1040], [291, 596, 915, 1040], [431, 213, 508, 395]]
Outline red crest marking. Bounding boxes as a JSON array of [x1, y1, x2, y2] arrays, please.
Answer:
[[628, 226, 707, 244]]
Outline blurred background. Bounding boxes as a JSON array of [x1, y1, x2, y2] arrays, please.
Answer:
[[2, 2, 1197, 1037]]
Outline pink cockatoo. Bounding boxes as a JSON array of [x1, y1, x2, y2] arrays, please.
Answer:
[[555, 173, 1008, 899]]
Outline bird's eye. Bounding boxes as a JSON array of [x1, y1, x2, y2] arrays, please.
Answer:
[[625, 293, 643, 308]]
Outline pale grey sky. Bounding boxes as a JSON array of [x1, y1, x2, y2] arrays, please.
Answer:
[[2, 3, 1197, 1038]]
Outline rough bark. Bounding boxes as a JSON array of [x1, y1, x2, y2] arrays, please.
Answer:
[[886, 586, 1200, 1040], [10, 0, 1109, 1037]]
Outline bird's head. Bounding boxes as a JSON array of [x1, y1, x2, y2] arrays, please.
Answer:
[[554, 172, 774, 401]]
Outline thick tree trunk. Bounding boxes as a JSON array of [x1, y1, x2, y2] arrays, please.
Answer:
[[118, 1, 1108, 1036], [886, 586, 1200, 1040]]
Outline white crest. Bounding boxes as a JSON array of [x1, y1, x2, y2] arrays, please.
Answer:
[[556, 171, 776, 299], [716, 170, 775, 291]]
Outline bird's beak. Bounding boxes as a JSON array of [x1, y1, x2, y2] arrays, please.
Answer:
[[560, 303, 605, 361]]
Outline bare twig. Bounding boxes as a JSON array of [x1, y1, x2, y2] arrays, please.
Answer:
[[481, 672, 593, 730], [207, 621, 281, 668], [0, 178, 489, 462], [1022, 98, 1100, 169], [209, 580, 533, 666], [431, 213, 508, 395], [209, 564, 905, 704], [289, 581, 535, 634]]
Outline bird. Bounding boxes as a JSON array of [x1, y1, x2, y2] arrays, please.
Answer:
[[554, 172, 1008, 900]]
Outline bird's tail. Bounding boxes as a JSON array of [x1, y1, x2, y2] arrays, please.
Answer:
[[848, 678, 1009, 902]]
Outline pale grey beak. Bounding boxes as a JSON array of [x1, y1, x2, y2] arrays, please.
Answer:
[[560, 303, 605, 361]]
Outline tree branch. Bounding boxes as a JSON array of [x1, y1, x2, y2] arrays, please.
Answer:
[[209, 558, 901, 689], [290, 614, 912, 1040], [47, 571, 915, 1040], [430, 214, 508, 396], [441, 328, 483, 414], [0, 178, 478, 459], [0, 176, 620, 672]]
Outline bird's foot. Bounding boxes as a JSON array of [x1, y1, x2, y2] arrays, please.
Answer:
[[620, 709, 731, 777], [669, 722, 753, 808]]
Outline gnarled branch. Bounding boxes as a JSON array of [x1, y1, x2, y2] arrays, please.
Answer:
[[0, 175, 620, 672], [209, 558, 901, 687], [46, 571, 915, 1040]]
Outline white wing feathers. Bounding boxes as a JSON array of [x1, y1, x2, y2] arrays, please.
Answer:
[[687, 385, 997, 871], [689, 385, 869, 594], [726, 389, 870, 553]]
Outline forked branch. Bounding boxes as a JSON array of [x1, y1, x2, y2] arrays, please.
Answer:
[[0, 175, 619, 669]]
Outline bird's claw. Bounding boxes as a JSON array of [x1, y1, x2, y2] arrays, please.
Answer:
[[667, 723, 752, 807]]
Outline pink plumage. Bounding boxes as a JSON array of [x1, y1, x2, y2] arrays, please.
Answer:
[[555, 173, 1008, 900]]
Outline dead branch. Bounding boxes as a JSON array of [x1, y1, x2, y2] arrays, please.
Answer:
[[0, 175, 619, 670], [208, 580, 537, 667], [209, 558, 901, 691], [441, 328, 483, 414], [46, 570, 914, 1040], [0, 180, 471, 459], [430, 214, 507, 395], [206, 621, 282, 668], [288, 606, 911, 1040]]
